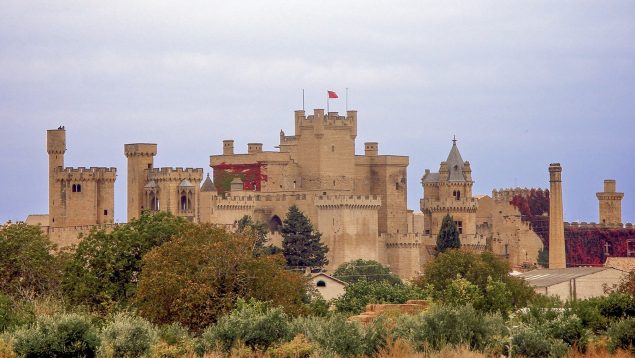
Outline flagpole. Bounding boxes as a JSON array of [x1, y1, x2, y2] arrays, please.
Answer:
[[326, 91, 329, 113], [302, 89, 305, 111], [346, 87, 348, 112]]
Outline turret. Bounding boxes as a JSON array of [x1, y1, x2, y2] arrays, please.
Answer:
[[124, 143, 157, 221], [223, 140, 234, 155], [47, 128, 66, 227], [364, 142, 378, 156], [597, 179, 624, 226]]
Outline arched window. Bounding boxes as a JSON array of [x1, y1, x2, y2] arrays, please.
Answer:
[[269, 215, 282, 233], [316, 280, 326, 287], [456, 191, 460, 200]]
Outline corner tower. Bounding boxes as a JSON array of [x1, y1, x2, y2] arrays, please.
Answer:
[[125, 143, 157, 221], [596, 179, 624, 226], [47, 128, 66, 227], [548, 163, 566, 269]]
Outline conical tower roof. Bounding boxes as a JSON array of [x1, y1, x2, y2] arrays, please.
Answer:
[[200, 173, 215, 192], [446, 137, 466, 182]]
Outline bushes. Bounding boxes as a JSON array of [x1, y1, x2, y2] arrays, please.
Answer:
[[511, 328, 568, 358], [98, 313, 157, 358], [606, 318, 635, 353], [200, 299, 290, 352], [393, 305, 504, 352], [290, 314, 387, 357], [12, 313, 100, 357], [334, 280, 425, 314]]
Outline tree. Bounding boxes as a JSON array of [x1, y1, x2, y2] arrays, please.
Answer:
[[334, 280, 425, 314], [435, 214, 460, 253], [62, 211, 189, 310], [0, 223, 59, 297], [333, 259, 401, 285], [617, 270, 635, 297], [281, 205, 328, 269], [134, 224, 308, 331], [413, 250, 534, 314], [236, 215, 269, 255]]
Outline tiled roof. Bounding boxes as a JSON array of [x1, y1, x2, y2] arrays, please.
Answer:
[[517, 267, 611, 288]]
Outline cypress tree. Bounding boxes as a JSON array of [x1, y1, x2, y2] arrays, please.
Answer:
[[281, 205, 329, 269], [436, 213, 461, 253]]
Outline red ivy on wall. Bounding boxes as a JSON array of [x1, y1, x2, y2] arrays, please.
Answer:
[[212, 162, 268, 194], [510, 189, 635, 266]]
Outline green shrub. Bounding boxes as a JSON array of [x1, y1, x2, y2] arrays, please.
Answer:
[[334, 280, 425, 314], [566, 298, 607, 333], [99, 313, 157, 357], [157, 322, 190, 347], [597, 292, 635, 320], [200, 299, 289, 352], [12, 313, 100, 357], [392, 305, 504, 352], [152, 323, 192, 358], [289, 314, 365, 357], [606, 318, 635, 353], [511, 328, 568, 358], [0, 293, 16, 332], [0, 335, 17, 358], [543, 313, 589, 352], [306, 297, 330, 317], [267, 334, 317, 358]]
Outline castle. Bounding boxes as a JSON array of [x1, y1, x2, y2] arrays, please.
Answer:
[[26, 108, 631, 278]]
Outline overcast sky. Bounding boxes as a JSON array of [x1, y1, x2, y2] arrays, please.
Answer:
[[1, 1, 634, 224]]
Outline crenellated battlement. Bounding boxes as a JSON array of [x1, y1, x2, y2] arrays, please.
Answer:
[[565, 222, 633, 229], [492, 187, 547, 202], [420, 198, 478, 212], [124, 143, 157, 157], [382, 233, 424, 248], [315, 194, 381, 209], [294, 109, 358, 137], [217, 193, 308, 202], [54, 167, 117, 182], [147, 167, 204, 181]]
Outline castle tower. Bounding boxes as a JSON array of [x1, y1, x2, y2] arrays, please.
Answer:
[[596, 179, 624, 226], [421, 138, 477, 239], [124, 143, 157, 221], [548, 163, 566, 269], [47, 128, 66, 227]]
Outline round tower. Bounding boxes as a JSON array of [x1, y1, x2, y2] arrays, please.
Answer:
[[47, 128, 66, 227], [548, 163, 566, 269], [124, 143, 157, 221]]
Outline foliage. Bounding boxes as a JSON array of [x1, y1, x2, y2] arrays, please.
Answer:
[[334, 280, 425, 314], [511, 328, 568, 358], [134, 224, 307, 331], [565, 226, 635, 266], [333, 259, 401, 285], [596, 292, 635, 320], [12, 313, 100, 357], [0, 293, 16, 332], [236, 215, 269, 254], [212, 162, 267, 193], [617, 270, 635, 297], [281, 205, 328, 269], [393, 305, 505, 352], [306, 297, 329, 317], [98, 312, 157, 358], [566, 298, 608, 334], [266, 334, 316, 358], [0, 223, 59, 297], [289, 314, 387, 357], [413, 250, 534, 313], [509, 189, 550, 243], [606, 318, 635, 353], [435, 214, 460, 253], [200, 299, 290, 352], [62, 212, 188, 310], [0, 336, 17, 358], [537, 247, 549, 267], [437, 274, 483, 308]]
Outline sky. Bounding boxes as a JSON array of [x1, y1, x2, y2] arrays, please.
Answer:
[[1, 1, 634, 224]]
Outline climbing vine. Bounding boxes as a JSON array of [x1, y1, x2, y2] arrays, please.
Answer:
[[212, 162, 268, 193]]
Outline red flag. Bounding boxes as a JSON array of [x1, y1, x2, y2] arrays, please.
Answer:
[[327, 90, 338, 99]]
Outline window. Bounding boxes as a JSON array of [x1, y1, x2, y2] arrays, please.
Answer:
[[454, 221, 463, 234], [147, 163, 152, 169], [103, 209, 108, 216], [452, 190, 460, 200], [316, 280, 326, 287], [331, 145, 335, 152], [627, 240, 635, 257], [72, 184, 82, 193]]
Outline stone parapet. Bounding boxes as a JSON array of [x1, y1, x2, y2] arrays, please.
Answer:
[[492, 187, 547, 202], [382, 233, 424, 248], [54, 167, 117, 182], [420, 198, 478, 212], [315, 195, 381, 209], [147, 167, 203, 181]]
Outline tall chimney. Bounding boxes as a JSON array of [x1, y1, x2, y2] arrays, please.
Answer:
[[549, 163, 566, 269]]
